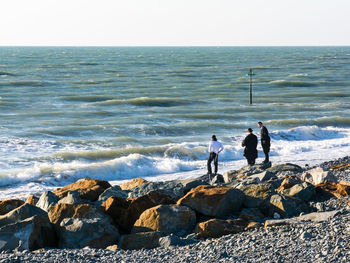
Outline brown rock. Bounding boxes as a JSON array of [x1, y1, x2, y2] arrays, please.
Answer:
[[278, 176, 302, 191], [25, 196, 39, 206], [53, 178, 111, 201], [120, 178, 148, 190], [247, 221, 261, 229], [106, 244, 118, 251], [315, 182, 350, 198], [195, 219, 245, 238], [48, 203, 102, 225], [132, 204, 196, 236], [102, 190, 174, 232], [119, 232, 161, 250], [176, 185, 243, 218], [0, 199, 25, 215]]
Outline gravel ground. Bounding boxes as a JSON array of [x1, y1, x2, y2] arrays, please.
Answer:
[[1, 158, 350, 263]]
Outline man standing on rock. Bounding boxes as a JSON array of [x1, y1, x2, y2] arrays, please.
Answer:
[[258, 121, 271, 163], [242, 128, 258, 165], [207, 135, 224, 175]]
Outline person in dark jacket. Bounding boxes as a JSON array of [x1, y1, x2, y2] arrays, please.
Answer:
[[242, 128, 258, 165], [258, 122, 271, 163]]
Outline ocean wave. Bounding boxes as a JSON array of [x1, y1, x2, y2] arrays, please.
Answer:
[[269, 80, 317, 87], [9, 80, 44, 87], [93, 97, 200, 107]]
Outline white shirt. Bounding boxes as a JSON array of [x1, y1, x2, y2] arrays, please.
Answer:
[[208, 140, 224, 154]]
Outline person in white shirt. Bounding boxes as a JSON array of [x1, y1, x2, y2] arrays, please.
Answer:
[[207, 135, 224, 175]]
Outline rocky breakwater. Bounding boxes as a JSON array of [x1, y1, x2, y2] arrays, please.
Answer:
[[1, 159, 350, 258]]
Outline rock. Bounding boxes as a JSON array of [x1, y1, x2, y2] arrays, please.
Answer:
[[279, 182, 315, 201], [249, 171, 277, 183], [120, 178, 148, 190], [48, 203, 105, 225], [0, 204, 48, 228], [239, 208, 265, 222], [102, 190, 174, 232], [98, 185, 129, 204], [59, 217, 119, 249], [0, 215, 56, 252], [301, 167, 337, 185], [132, 204, 196, 236], [269, 194, 310, 217], [267, 163, 303, 176], [177, 185, 243, 218], [195, 218, 246, 238], [36, 191, 59, 212], [128, 181, 184, 200], [118, 232, 160, 250], [25, 196, 39, 206], [53, 178, 111, 201], [209, 174, 225, 185], [238, 183, 275, 212], [159, 234, 197, 248], [315, 182, 350, 199], [58, 191, 84, 205], [279, 176, 302, 189], [179, 176, 209, 193], [0, 199, 25, 215], [223, 163, 271, 183], [247, 221, 261, 229], [106, 244, 118, 251]]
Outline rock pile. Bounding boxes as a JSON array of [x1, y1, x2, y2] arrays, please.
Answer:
[[0, 160, 350, 255]]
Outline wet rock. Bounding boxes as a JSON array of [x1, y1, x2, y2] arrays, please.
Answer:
[[120, 178, 148, 190], [118, 232, 160, 250], [132, 204, 196, 236], [0, 199, 25, 215], [36, 191, 60, 212], [301, 167, 337, 185], [177, 185, 243, 218], [0, 215, 56, 252], [59, 217, 119, 249], [102, 190, 174, 232], [53, 178, 111, 201], [195, 218, 246, 238]]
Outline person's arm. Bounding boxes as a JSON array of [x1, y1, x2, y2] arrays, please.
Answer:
[[208, 142, 212, 153], [218, 143, 224, 154], [242, 137, 246, 147]]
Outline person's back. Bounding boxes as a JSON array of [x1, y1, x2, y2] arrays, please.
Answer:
[[207, 135, 224, 175], [209, 140, 224, 154], [242, 128, 258, 165]]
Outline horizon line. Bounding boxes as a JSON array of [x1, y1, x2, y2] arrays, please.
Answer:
[[0, 45, 350, 48]]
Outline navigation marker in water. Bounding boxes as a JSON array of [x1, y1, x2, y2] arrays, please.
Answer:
[[248, 68, 255, 105]]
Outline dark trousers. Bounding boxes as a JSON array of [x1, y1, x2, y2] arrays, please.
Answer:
[[262, 146, 270, 163], [246, 157, 256, 165], [207, 152, 218, 174]]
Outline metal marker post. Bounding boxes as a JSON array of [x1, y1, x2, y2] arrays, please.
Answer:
[[248, 68, 255, 105]]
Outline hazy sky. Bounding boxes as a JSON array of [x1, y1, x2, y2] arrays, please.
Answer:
[[1, 0, 349, 46]]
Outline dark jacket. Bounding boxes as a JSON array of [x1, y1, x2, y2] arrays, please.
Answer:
[[260, 126, 271, 148], [242, 133, 258, 159]]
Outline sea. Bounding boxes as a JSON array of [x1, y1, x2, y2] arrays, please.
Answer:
[[0, 46, 350, 199]]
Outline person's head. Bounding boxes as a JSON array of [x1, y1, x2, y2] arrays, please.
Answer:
[[258, 122, 263, 128], [211, 135, 217, 141], [247, 128, 253, 134]]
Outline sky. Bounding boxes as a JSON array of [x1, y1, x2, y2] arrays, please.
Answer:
[[1, 0, 349, 46]]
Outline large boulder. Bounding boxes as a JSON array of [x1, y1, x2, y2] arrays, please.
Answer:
[[120, 178, 148, 190], [249, 171, 277, 183], [98, 185, 129, 204], [53, 178, 111, 201], [0, 199, 25, 215], [301, 167, 337, 185], [0, 204, 48, 228], [267, 163, 303, 177], [179, 176, 210, 193], [26, 196, 39, 206], [269, 194, 310, 217], [128, 181, 184, 200], [58, 191, 84, 205], [0, 215, 56, 252], [239, 208, 265, 222], [48, 203, 105, 225], [177, 185, 243, 218], [195, 218, 246, 238], [59, 217, 119, 249], [102, 191, 174, 232], [238, 183, 275, 212], [223, 163, 271, 183], [132, 204, 196, 236], [119, 232, 161, 250], [315, 182, 350, 199], [36, 191, 60, 212], [279, 182, 315, 201]]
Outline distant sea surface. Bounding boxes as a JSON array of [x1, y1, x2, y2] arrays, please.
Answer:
[[0, 47, 350, 199]]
